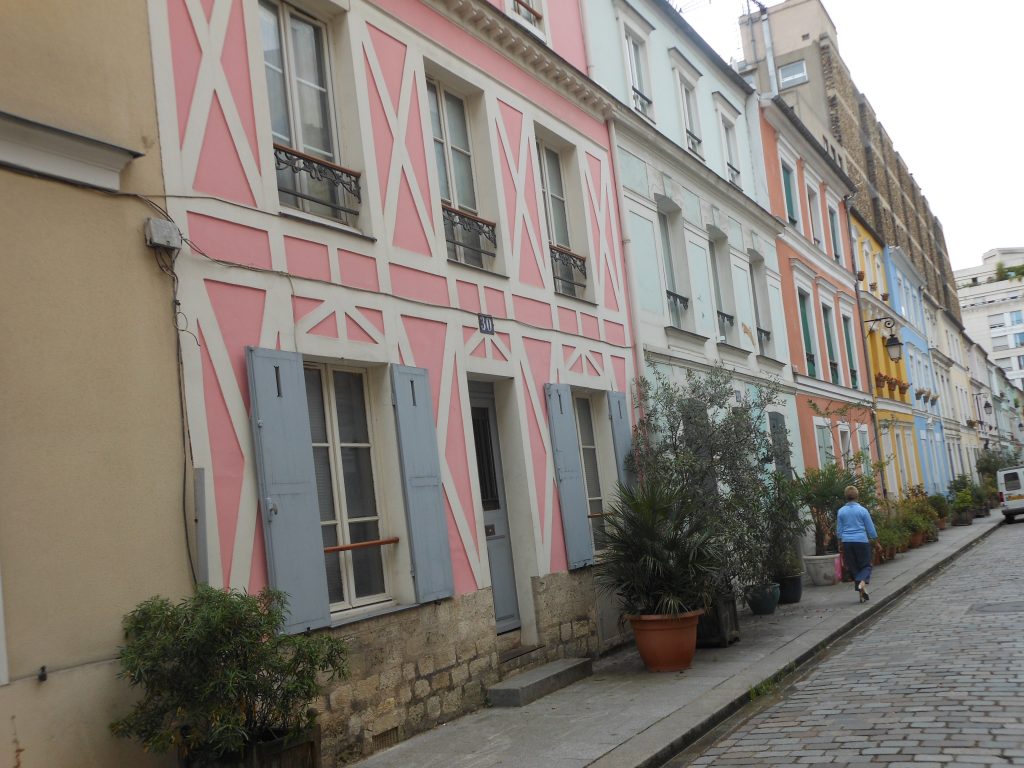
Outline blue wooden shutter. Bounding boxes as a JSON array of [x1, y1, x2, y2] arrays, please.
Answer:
[[245, 347, 331, 634], [544, 383, 594, 569], [391, 365, 454, 603], [607, 390, 634, 488]]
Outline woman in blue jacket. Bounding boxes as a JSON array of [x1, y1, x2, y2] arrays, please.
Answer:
[[836, 485, 878, 602]]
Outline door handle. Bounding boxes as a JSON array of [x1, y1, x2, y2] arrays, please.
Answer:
[[485, 524, 496, 537]]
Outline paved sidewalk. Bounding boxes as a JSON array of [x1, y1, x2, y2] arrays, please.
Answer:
[[352, 515, 1002, 768]]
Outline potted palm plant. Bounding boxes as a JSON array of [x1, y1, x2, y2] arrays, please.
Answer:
[[627, 367, 783, 645], [595, 479, 724, 672], [110, 586, 348, 767], [765, 473, 811, 604]]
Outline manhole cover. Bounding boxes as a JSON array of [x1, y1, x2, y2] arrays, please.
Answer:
[[969, 601, 1024, 614]]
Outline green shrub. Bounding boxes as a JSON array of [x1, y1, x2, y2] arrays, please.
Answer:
[[926, 494, 950, 520], [110, 586, 348, 764]]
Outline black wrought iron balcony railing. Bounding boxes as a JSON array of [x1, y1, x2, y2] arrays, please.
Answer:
[[274, 143, 361, 222], [685, 130, 703, 156], [756, 327, 771, 356], [717, 310, 734, 341], [666, 290, 690, 328], [550, 244, 587, 298], [632, 87, 653, 117], [442, 203, 497, 269], [829, 360, 840, 384], [806, 352, 816, 377], [726, 163, 741, 187]]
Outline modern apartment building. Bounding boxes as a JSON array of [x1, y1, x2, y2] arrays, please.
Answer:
[[956, 248, 1024, 388], [737, 0, 960, 320]]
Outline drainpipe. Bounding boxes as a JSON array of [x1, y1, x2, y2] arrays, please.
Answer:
[[760, 2, 778, 97], [577, 0, 595, 77], [607, 118, 647, 398]]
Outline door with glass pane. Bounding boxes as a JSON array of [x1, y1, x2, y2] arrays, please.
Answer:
[[469, 383, 519, 633]]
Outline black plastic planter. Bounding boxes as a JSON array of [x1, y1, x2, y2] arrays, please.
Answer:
[[776, 574, 803, 604], [745, 583, 780, 615]]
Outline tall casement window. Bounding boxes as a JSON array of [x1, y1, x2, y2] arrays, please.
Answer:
[[710, 238, 734, 342], [814, 423, 834, 468], [538, 141, 584, 297], [856, 424, 871, 474], [427, 80, 495, 267], [806, 184, 823, 249], [625, 30, 652, 118], [305, 365, 387, 609], [822, 303, 838, 384], [798, 289, 816, 377], [842, 314, 858, 388], [828, 206, 843, 263], [781, 162, 798, 226], [678, 74, 701, 155], [722, 118, 740, 187], [574, 397, 605, 544], [838, 425, 852, 466], [261, 1, 359, 223], [659, 211, 693, 331]]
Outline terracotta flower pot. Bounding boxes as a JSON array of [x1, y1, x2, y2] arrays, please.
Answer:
[[937, 517, 947, 530], [909, 531, 925, 548], [628, 610, 704, 672], [884, 545, 896, 560]]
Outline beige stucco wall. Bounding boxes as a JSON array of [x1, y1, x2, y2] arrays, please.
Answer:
[[0, 1, 191, 765]]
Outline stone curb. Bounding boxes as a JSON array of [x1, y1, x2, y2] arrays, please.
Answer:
[[589, 518, 1003, 768]]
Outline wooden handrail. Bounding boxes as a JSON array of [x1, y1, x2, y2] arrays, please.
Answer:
[[441, 202, 496, 229], [549, 242, 586, 260], [324, 536, 399, 554], [513, 0, 543, 21], [273, 142, 361, 179]]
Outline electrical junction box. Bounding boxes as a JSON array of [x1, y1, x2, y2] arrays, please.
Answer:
[[144, 217, 182, 252]]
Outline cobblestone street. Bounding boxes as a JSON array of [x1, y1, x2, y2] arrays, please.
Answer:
[[676, 522, 1024, 767]]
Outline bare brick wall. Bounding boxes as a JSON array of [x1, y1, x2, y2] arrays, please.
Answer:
[[818, 39, 960, 321]]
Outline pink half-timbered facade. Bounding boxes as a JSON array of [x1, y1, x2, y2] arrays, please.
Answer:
[[148, 0, 633, 757]]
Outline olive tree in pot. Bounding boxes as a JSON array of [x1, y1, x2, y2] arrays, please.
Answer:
[[595, 479, 727, 672], [110, 586, 348, 767], [628, 366, 784, 637]]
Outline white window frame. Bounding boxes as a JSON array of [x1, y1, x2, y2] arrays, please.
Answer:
[[813, 418, 835, 468], [306, 363, 392, 614], [778, 141, 802, 230], [838, 423, 852, 467], [805, 176, 824, 250], [260, 1, 350, 221], [670, 49, 703, 157], [625, 28, 653, 119], [856, 424, 871, 474], [795, 275, 821, 379], [538, 139, 586, 298], [574, 395, 607, 551], [827, 199, 843, 263], [721, 116, 741, 187], [506, 0, 546, 35], [778, 59, 808, 89]]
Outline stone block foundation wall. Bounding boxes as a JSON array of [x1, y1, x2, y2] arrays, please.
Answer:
[[319, 570, 606, 765], [319, 590, 499, 765]]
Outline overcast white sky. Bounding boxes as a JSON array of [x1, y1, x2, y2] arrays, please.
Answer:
[[678, 0, 1022, 270]]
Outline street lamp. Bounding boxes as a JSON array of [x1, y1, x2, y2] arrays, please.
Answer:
[[864, 316, 903, 363]]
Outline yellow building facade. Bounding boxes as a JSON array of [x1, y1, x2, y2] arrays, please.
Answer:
[[852, 213, 923, 497]]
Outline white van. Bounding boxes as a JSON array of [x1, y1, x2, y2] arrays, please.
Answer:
[[997, 466, 1024, 522]]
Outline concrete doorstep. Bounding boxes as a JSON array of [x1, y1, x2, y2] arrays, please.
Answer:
[[351, 515, 1002, 768], [486, 657, 593, 707]]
